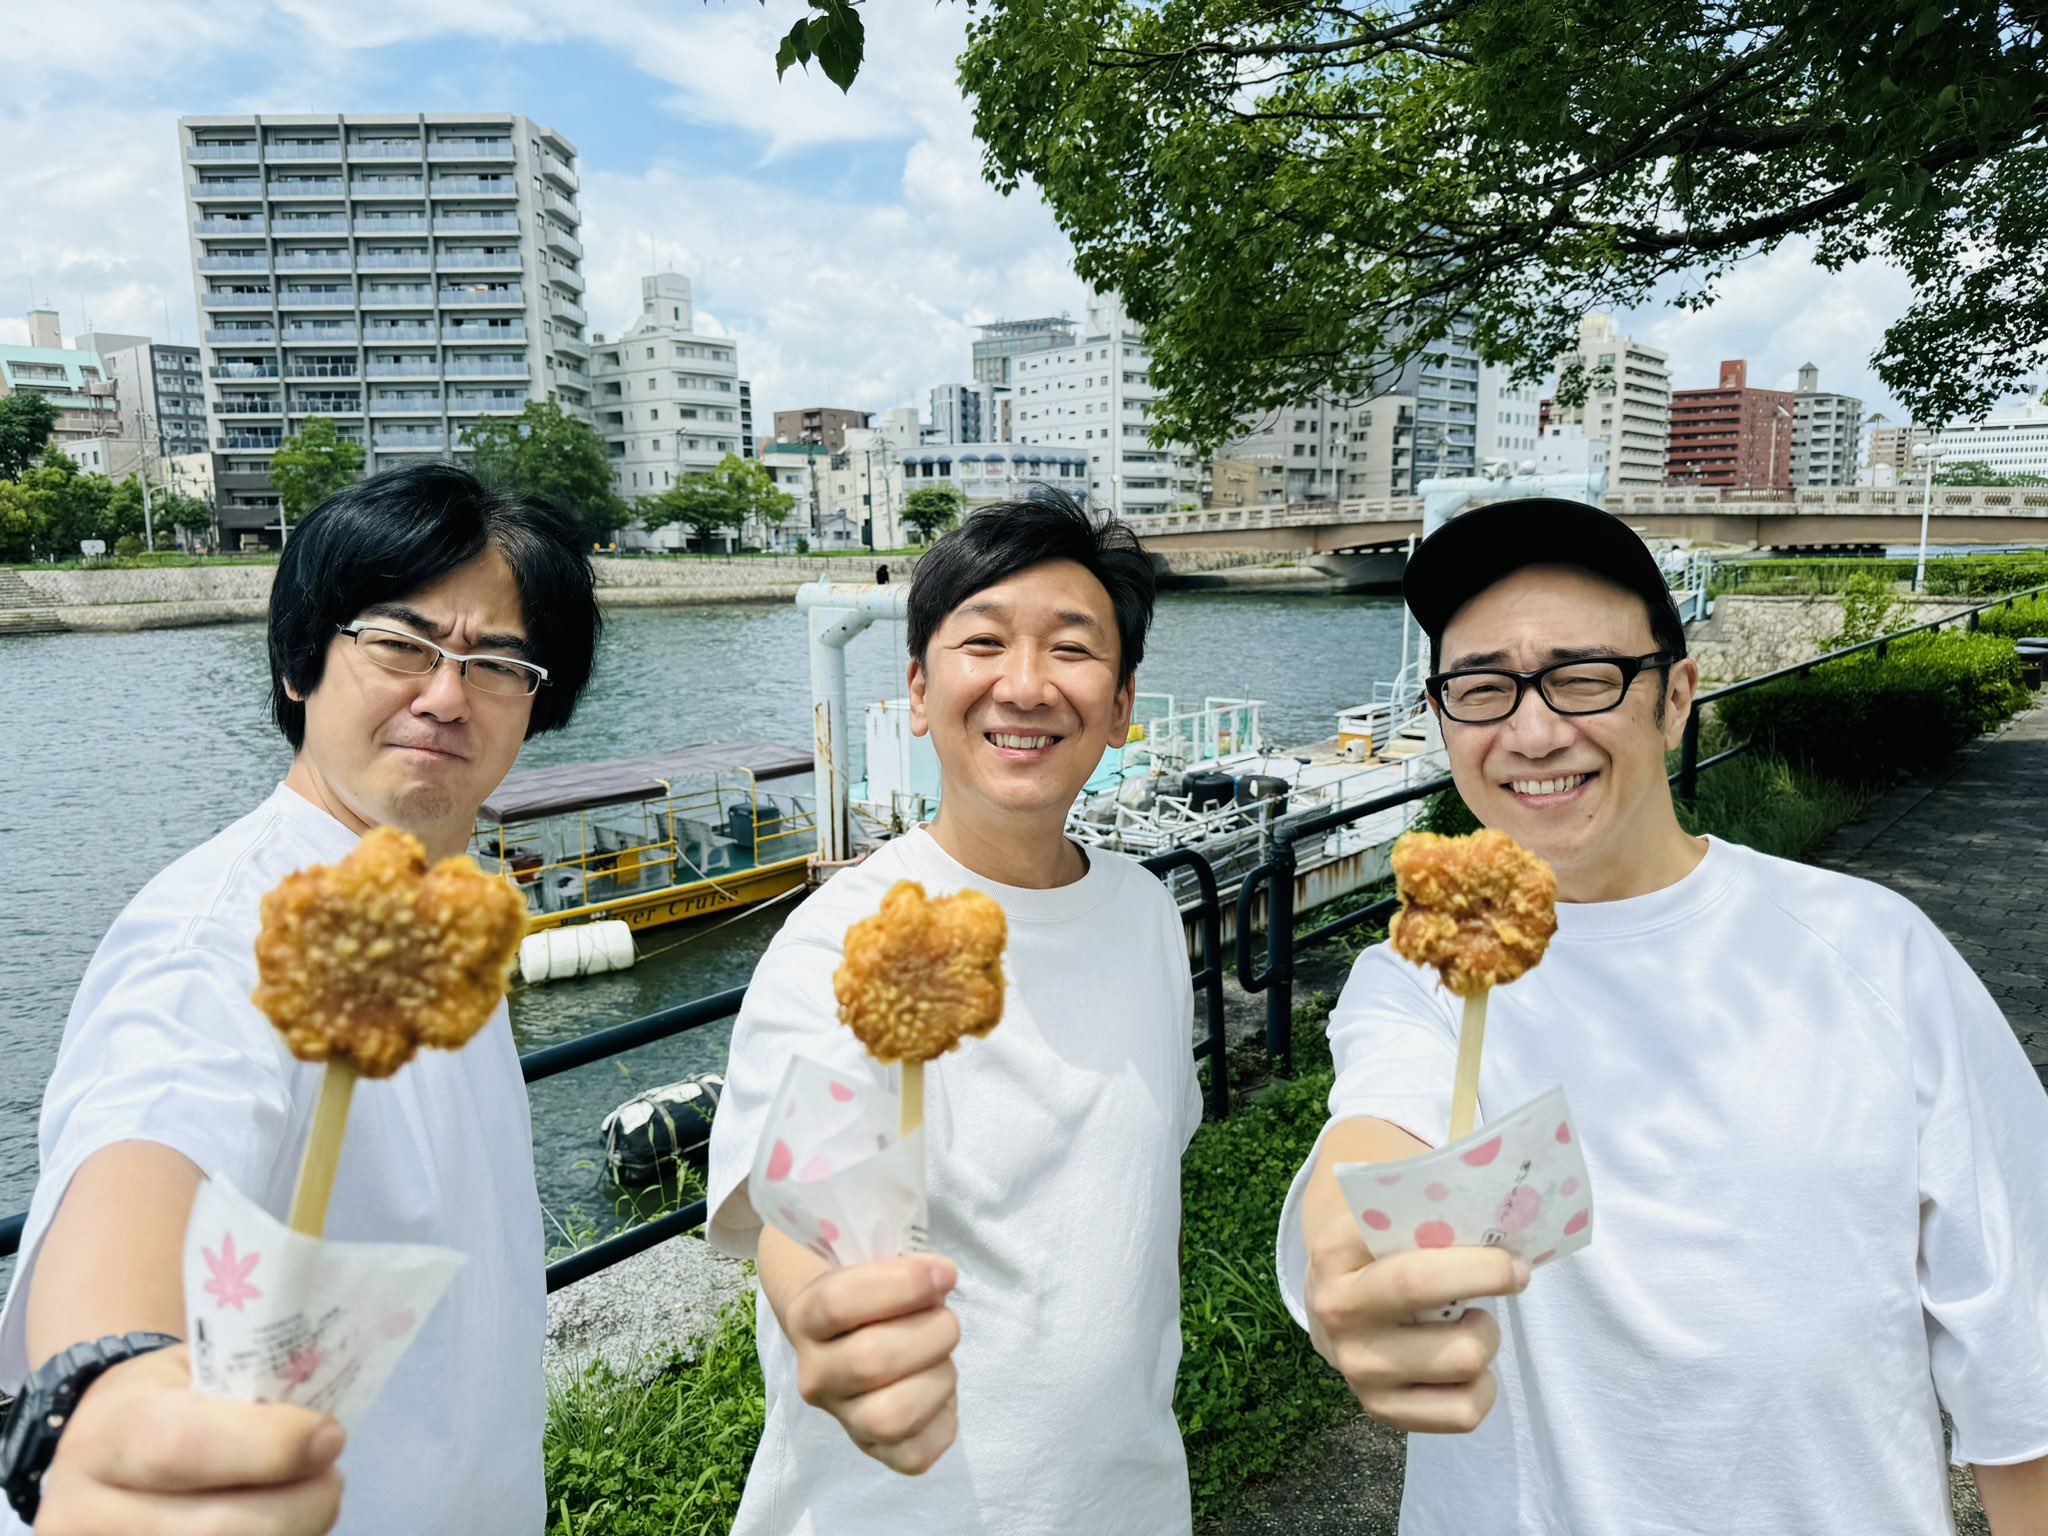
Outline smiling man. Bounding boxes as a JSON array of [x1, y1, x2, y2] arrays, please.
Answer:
[[707, 489, 1204, 1535], [0, 464, 602, 1536], [1279, 498, 2048, 1533]]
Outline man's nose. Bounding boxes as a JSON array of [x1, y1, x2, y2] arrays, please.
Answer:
[[411, 657, 472, 720], [1500, 686, 1575, 756], [991, 644, 1056, 708]]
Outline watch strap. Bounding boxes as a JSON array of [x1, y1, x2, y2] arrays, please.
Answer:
[[0, 1330, 180, 1522]]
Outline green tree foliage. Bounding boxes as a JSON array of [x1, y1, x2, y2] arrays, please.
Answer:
[[898, 1, 2048, 447], [902, 482, 966, 542], [718, 452, 797, 536], [1820, 571, 1908, 649], [1934, 458, 2048, 486], [268, 417, 365, 525], [107, 477, 213, 551], [0, 480, 48, 562], [19, 444, 114, 555], [637, 454, 794, 550], [769, 0, 866, 90], [0, 393, 59, 481], [463, 400, 628, 547]]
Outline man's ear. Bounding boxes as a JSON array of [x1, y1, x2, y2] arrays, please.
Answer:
[[906, 656, 929, 738], [1662, 657, 1699, 749], [1107, 674, 1136, 749]]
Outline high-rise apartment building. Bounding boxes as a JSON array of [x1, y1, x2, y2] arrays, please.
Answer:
[[971, 316, 1075, 387], [1217, 390, 1350, 502], [1934, 399, 2048, 480], [590, 273, 747, 530], [772, 406, 871, 454], [1546, 313, 1671, 486], [1867, 422, 1935, 483], [929, 382, 1011, 445], [78, 332, 208, 465], [1787, 363, 1864, 488], [179, 112, 590, 546], [1665, 359, 1797, 489], [0, 309, 122, 459], [1341, 394, 1417, 500], [1010, 292, 1199, 515]]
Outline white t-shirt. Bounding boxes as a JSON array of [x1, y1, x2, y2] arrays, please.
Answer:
[[0, 785, 546, 1536], [707, 827, 1205, 1536], [1276, 835, 2048, 1535]]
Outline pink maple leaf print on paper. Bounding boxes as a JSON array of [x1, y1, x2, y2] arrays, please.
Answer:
[[279, 1344, 324, 1387], [202, 1232, 263, 1312]]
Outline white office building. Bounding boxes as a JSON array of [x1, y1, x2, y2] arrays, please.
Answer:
[[1547, 313, 1671, 486], [1010, 292, 1200, 515], [179, 111, 591, 545], [591, 273, 749, 542], [1933, 399, 2048, 480], [1478, 363, 1544, 470]]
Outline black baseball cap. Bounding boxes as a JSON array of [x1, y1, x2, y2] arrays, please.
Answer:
[[1402, 497, 1685, 656]]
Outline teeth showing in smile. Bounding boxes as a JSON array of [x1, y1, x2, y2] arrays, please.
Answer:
[[1509, 773, 1588, 796], [990, 733, 1056, 750]]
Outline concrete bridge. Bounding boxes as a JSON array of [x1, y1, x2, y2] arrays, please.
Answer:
[[1142, 484, 2048, 585]]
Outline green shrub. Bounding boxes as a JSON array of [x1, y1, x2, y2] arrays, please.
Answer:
[[1678, 754, 1879, 862], [1415, 784, 1480, 836], [1713, 631, 2029, 785], [544, 1303, 765, 1536], [1975, 593, 2048, 642], [1922, 552, 2048, 598]]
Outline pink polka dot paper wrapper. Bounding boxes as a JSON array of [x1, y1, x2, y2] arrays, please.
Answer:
[[1334, 1086, 1594, 1321], [749, 1053, 929, 1265]]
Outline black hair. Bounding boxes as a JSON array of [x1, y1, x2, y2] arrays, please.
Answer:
[[906, 486, 1155, 685], [268, 462, 602, 749]]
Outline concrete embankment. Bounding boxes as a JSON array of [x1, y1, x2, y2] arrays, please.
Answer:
[[1687, 593, 1977, 683]]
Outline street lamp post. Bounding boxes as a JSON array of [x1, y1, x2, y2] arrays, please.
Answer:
[[1765, 404, 1791, 492], [1910, 440, 1945, 591]]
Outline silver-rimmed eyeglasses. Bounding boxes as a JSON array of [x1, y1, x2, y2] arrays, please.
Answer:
[[337, 622, 550, 697], [1427, 653, 1672, 724]]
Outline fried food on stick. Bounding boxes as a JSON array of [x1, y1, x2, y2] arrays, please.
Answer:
[[834, 881, 1007, 1136], [1389, 829, 1557, 1139], [252, 826, 527, 1233]]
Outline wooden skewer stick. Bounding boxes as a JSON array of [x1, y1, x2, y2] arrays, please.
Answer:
[[900, 1059, 925, 1140], [1448, 990, 1490, 1142], [287, 1060, 359, 1237]]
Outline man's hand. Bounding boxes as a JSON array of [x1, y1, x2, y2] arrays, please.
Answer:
[[780, 1252, 962, 1475], [1302, 1115, 1529, 1434], [35, 1345, 345, 1536]]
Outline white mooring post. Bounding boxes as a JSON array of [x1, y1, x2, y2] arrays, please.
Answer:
[[796, 579, 912, 866]]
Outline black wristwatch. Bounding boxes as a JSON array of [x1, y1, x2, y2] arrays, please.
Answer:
[[0, 1331, 180, 1523]]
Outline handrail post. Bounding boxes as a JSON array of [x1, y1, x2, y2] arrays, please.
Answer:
[[1677, 704, 1702, 804], [1265, 838, 1297, 1072]]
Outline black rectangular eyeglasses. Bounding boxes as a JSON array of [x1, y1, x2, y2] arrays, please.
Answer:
[[337, 622, 550, 697], [1426, 653, 1672, 724]]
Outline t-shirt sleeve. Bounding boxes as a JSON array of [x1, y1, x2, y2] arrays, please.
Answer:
[[1274, 943, 1459, 1327], [1, 936, 296, 1386], [704, 928, 890, 1261], [1907, 919, 2048, 1465]]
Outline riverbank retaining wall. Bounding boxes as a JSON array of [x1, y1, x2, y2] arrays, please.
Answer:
[[1688, 593, 1975, 682]]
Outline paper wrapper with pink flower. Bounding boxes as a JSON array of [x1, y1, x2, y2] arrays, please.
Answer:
[[181, 828, 525, 1421], [751, 881, 1007, 1263]]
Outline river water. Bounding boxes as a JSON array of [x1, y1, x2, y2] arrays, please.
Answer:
[[0, 592, 1406, 1244]]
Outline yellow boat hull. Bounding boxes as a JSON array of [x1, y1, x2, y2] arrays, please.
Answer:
[[522, 855, 811, 935]]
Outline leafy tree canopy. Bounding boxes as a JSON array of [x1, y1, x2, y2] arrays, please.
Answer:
[[1934, 458, 2048, 485], [638, 454, 796, 548], [269, 417, 365, 524], [902, 482, 966, 542], [14, 444, 114, 557], [464, 400, 628, 547], [0, 393, 60, 481], [109, 476, 213, 548], [783, 1, 2048, 447]]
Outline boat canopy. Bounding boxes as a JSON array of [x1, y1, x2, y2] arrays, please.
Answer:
[[480, 740, 812, 823]]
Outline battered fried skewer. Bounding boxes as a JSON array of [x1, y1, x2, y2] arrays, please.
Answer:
[[834, 881, 1007, 1138], [252, 826, 527, 1235], [1389, 829, 1558, 1140]]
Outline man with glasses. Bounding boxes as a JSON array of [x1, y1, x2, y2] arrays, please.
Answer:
[[1278, 499, 2048, 1532], [0, 464, 603, 1535]]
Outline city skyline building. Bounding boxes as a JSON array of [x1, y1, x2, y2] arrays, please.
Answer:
[[1544, 313, 1672, 486], [0, 309, 123, 463], [1867, 422, 1935, 484], [179, 110, 590, 546], [77, 330, 207, 469], [1665, 358, 1797, 490], [1933, 399, 2048, 480], [771, 405, 871, 454], [1341, 393, 1417, 501], [928, 381, 1011, 445], [1216, 390, 1350, 503], [971, 315, 1074, 387], [1788, 361, 1864, 488]]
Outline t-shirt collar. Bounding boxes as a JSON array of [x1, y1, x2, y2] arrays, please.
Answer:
[[901, 825, 1114, 924], [266, 781, 372, 861], [1551, 835, 1746, 942]]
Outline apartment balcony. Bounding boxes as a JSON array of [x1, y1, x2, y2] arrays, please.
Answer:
[[541, 154, 578, 193], [357, 251, 432, 270], [547, 293, 586, 326], [290, 399, 363, 416], [373, 430, 446, 450], [362, 286, 433, 305], [449, 391, 527, 412], [196, 217, 265, 235], [366, 361, 441, 378], [203, 290, 274, 308], [351, 178, 424, 196], [372, 395, 444, 414], [206, 326, 276, 344], [270, 178, 345, 197], [214, 397, 283, 415], [282, 324, 359, 344], [428, 139, 514, 160], [443, 322, 525, 343], [436, 249, 521, 270], [430, 177, 516, 195], [441, 356, 528, 378], [198, 254, 270, 272], [274, 252, 352, 271], [190, 179, 262, 199], [211, 362, 281, 379], [285, 360, 359, 379], [363, 323, 436, 342], [220, 431, 285, 450], [550, 262, 585, 294], [434, 213, 518, 232], [542, 190, 580, 225], [279, 291, 356, 309], [550, 333, 589, 361], [188, 142, 259, 162], [349, 141, 423, 160], [265, 140, 342, 161], [273, 215, 348, 233], [440, 284, 522, 306], [355, 216, 426, 233]]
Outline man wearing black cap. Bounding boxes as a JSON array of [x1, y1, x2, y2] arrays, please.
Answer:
[[1274, 499, 2048, 1533]]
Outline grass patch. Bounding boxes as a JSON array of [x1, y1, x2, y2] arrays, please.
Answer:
[[1676, 753, 1879, 861]]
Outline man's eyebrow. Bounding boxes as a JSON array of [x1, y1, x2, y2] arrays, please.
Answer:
[[1443, 644, 1635, 670], [951, 599, 1103, 633], [357, 603, 530, 655]]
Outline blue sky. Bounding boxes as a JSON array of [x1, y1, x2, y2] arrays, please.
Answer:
[[0, 0, 1945, 426]]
